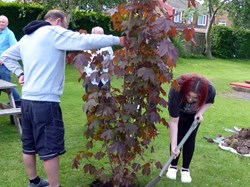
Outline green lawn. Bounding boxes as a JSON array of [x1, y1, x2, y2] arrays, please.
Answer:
[[0, 58, 249, 187]]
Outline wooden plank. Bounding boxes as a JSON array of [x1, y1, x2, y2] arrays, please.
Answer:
[[0, 108, 21, 116], [0, 79, 17, 89], [0, 102, 11, 109], [229, 82, 250, 89]]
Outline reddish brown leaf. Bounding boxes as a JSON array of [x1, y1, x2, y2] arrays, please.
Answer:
[[155, 161, 163, 169], [100, 130, 113, 140], [72, 158, 80, 169], [86, 141, 93, 150], [167, 26, 178, 38], [83, 99, 98, 112], [159, 98, 167, 107], [95, 151, 105, 160], [124, 122, 138, 134], [137, 67, 156, 83], [150, 146, 154, 153], [161, 118, 169, 127], [157, 39, 178, 63], [188, 0, 196, 7], [142, 163, 151, 176], [132, 163, 141, 172], [83, 164, 96, 175], [159, 87, 166, 96], [171, 79, 180, 91], [151, 17, 174, 33], [73, 53, 89, 68], [108, 141, 125, 155]]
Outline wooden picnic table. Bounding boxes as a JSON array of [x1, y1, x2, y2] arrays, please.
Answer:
[[0, 79, 22, 134]]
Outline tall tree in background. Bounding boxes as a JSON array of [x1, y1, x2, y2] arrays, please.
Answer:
[[226, 0, 250, 30], [18, 0, 127, 12], [203, 0, 229, 59]]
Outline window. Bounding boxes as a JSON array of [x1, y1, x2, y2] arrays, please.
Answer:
[[187, 14, 193, 24], [197, 15, 207, 26], [218, 20, 226, 26], [174, 10, 183, 23]]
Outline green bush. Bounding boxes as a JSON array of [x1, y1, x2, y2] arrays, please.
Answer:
[[69, 10, 120, 36], [172, 33, 206, 59], [0, 2, 119, 40], [211, 26, 250, 59], [0, 2, 45, 40], [211, 26, 235, 58], [233, 29, 250, 59]]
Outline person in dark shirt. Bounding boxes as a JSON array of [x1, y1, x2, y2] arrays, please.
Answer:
[[166, 73, 216, 183]]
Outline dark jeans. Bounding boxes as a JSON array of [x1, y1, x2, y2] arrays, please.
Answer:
[[0, 64, 21, 101], [170, 114, 200, 169]]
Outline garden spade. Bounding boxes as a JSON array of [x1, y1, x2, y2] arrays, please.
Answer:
[[145, 118, 199, 187]]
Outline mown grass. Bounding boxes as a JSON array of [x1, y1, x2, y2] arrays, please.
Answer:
[[0, 58, 249, 187]]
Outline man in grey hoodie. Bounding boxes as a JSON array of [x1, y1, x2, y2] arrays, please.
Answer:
[[0, 9, 125, 187]]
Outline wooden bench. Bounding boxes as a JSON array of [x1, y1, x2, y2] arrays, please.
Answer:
[[230, 82, 250, 93], [0, 79, 22, 134], [0, 108, 21, 116]]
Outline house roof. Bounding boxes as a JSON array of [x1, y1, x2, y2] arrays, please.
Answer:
[[166, 0, 187, 10], [165, 0, 203, 11]]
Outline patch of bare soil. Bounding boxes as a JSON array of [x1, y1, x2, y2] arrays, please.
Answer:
[[90, 180, 136, 187], [222, 128, 250, 154], [221, 91, 250, 101]]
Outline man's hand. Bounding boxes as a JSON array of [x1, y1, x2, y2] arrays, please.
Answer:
[[0, 61, 2, 65], [119, 36, 125, 46], [18, 75, 24, 86]]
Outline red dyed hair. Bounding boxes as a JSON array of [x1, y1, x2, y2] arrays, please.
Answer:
[[177, 73, 209, 109]]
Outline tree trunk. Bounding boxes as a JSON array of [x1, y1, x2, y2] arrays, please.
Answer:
[[205, 31, 213, 59], [205, 17, 213, 59]]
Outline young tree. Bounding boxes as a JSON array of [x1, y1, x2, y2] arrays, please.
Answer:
[[71, 0, 196, 186]]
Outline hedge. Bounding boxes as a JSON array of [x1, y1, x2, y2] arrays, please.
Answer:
[[0, 2, 45, 40], [211, 26, 250, 59], [0, 2, 117, 40]]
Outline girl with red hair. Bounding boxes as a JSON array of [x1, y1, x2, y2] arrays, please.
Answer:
[[166, 73, 216, 183]]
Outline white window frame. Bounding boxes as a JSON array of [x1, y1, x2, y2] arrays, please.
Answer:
[[197, 15, 207, 26], [187, 14, 193, 24], [174, 10, 183, 23], [218, 20, 227, 26]]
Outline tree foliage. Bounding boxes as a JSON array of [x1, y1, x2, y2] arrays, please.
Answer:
[[226, 0, 250, 30], [18, 0, 127, 12], [69, 0, 196, 186]]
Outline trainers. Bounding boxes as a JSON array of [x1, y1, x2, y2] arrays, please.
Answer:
[[181, 168, 192, 183], [166, 166, 178, 180], [28, 179, 49, 187]]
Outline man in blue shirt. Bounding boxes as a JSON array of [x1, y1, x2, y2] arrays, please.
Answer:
[[0, 15, 21, 102]]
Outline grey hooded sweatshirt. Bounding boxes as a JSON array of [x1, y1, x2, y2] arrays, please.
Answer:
[[0, 20, 120, 102]]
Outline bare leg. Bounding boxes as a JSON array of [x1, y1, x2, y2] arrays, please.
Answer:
[[23, 153, 37, 180], [44, 156, 60, 187]]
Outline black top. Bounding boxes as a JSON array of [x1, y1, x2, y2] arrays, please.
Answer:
[[168, 83, 216, 118]]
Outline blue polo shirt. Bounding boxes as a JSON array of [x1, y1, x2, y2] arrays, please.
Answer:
[[0, 27, 17, 55]]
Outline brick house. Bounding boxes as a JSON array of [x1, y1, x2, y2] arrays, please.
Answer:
[[158, 0, 208, 33], [214, 11, 232, 27]]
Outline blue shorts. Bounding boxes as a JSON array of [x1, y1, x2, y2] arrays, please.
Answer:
[[21, 100, 65, 161]]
